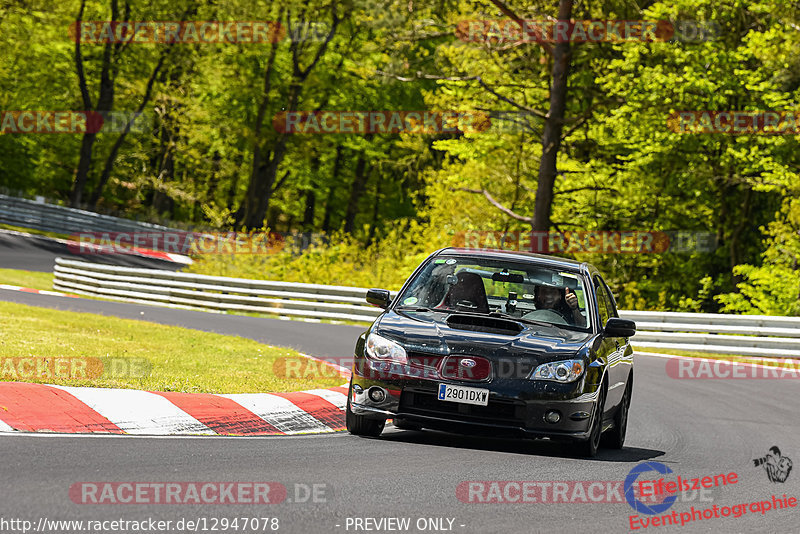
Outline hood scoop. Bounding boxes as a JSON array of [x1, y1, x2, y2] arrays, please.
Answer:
[[446, 314, 523, 336]]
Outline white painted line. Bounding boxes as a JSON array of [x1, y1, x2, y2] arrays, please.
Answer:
[[49, 385, 215, 435], [303, 388, 348, 410], [164, 252, 193, 264], [0, 284, 24, 291], [38, 289, 73, 296], [221, 393, 333, 434], [0, 284, 76, 298]]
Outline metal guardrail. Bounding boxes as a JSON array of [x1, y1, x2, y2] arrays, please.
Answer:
[[619, 310, 800, 357], [0, 194, 179, 236], [53, 258, 387, 323], [53, 258, 800, 357]]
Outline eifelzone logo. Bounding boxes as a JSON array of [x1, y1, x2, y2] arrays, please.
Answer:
[[624, 462, 678, 515], [753, 446, 793, 483]]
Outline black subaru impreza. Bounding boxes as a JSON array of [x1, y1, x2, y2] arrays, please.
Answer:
[[346, 247, 636, 457]]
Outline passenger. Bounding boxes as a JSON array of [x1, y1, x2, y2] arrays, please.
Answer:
[[534, 285, 586, 327]]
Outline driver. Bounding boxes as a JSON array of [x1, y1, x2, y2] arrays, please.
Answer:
[[534, 284, 586, 327]]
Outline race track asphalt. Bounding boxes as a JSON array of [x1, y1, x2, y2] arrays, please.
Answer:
[[0, 231, 184, 272], [1, 288, 798, 533]]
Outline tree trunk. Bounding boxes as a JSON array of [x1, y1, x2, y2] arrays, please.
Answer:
[[226, 153, 243, 212], [69, 0, 118, 207], [344, 156, 370, 234], [241, 132, 294, 229], [303, 189, 316, 231], [236, 10, 339, 229], [367, 174, 381, 246], [87, 50, 170, 209], [532, 0, 573, 232], [70, 133, 97, 207], [206, 150, 222, 201], [322, 145, 343, 233]]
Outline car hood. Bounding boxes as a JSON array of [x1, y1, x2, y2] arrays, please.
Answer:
[[375, 310, 593, 363]]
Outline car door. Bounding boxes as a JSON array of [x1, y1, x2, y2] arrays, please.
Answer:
[[593, 275, 624, 412], [600, 276, 634, 403]]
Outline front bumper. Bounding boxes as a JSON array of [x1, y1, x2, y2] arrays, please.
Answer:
[[350, 371, 601, 441]]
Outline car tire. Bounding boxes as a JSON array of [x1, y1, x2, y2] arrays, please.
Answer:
[[393, 418, 422, 431], [346, 391, 385, 437], [602, 377, 631, 450], [574, 384, 606, 458]]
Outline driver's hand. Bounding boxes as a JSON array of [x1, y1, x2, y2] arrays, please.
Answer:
[[565, 289, 578, 310]]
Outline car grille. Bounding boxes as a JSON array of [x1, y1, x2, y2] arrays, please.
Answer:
[[440, 355, 492, 381], [399, 389, 525, 426], [405, 352, 536, 381], [406, 352, 446, 369]]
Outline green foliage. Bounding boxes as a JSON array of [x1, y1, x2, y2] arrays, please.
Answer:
[[717, 198, 800, 315], [1, 0, 799, 314], [186, 220, 450, 290]]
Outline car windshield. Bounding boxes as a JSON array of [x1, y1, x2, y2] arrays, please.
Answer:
[[395, 255, 589, 330]]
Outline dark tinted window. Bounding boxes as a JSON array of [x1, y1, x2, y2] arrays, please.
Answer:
[[598, 277, 619, 318], [594, 276, 610, 326]]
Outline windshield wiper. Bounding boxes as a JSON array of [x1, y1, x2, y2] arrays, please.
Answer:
[[488, 311, 552, 328], [395, 306, 437, 313]]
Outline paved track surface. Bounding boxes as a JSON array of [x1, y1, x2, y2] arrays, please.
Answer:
[[1, 289, 798, 532], [0, 231, 183, 272]]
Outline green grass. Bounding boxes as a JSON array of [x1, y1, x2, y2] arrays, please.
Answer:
[[0, 301, 345, 393], [0, 268, 55, 291], [0, 223, 71, 240]]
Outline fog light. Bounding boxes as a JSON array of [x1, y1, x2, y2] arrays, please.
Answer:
[[368, 387, 387, 403], [544, 410, 561, 424]]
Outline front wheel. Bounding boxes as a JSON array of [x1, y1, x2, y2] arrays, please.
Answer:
[[602, 378, 631, 449], [345, 389, 385, 437], [574, 385, 606, 458]]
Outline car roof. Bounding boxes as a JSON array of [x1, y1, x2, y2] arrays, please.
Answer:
[[434, 247, 594, 274]]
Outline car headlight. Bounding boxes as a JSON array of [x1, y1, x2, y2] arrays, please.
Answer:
[[365, 333, 408, 364], [530, 359, 584, 382]]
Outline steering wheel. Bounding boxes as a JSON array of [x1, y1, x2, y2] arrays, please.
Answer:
[[523, 308, 570, 325]]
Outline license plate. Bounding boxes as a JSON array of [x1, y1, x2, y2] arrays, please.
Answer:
[[437, 383, 489, 406]]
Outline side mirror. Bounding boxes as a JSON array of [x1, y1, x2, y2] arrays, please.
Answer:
[[366, 288, 391, 309], [604, 317, 636, 338]]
